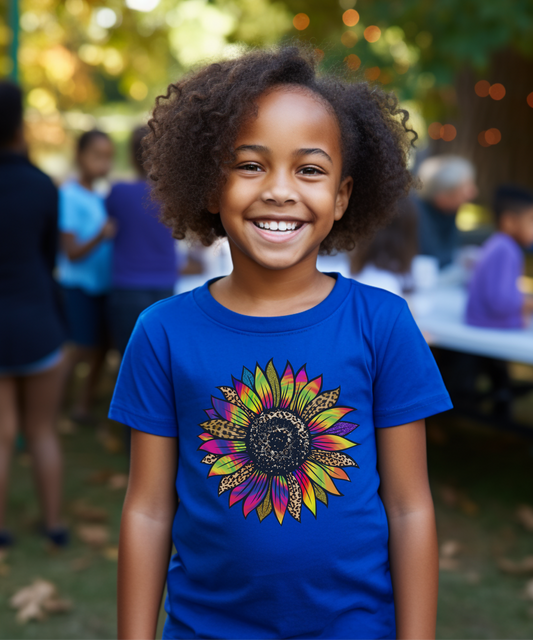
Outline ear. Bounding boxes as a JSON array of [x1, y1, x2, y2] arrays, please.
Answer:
[[206, 194, 220, 215], [334, 176, 353, 221]]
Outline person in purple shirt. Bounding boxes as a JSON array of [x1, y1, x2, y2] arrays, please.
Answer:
[[106, 126, 178, 355], [466, 185, 533, 329]]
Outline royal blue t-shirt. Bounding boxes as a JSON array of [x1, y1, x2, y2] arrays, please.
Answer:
[[109, 273, 452, 640], [105, 180, 177, 290]]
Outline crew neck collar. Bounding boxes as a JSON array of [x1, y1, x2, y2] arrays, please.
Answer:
[[193, 272, 350, 334]]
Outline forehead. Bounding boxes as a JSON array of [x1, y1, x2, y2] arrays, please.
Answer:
[[85, 136, 113, 153], [236, 87, 341, 154]]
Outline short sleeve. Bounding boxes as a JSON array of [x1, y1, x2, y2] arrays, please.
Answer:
[[108, 315, 178, 437], [373, 300, 452, 428], [58, 187, 80, 233]]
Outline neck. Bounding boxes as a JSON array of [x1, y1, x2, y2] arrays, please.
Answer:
[[212, 242, 334, 317], [78, 174, 94, 190]]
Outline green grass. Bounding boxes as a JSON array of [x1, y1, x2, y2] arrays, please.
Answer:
[[1, 369, 533, 638]]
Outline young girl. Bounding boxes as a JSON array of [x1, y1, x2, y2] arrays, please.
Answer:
[[58, 130, 116, 422], [110, 47, 452, 640]]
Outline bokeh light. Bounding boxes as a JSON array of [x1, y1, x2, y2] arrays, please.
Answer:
[[364, 66, 381, 81], [485, 128, 501, 145], [440, 124, 457, 141], [95, 8, 117, 29], [129, 80, 148, 100], [364, 26, 381, 42], [489, 83, 506, 100], [341, 31, 358, 47], [527, 92, 533, 108], [428, 122, 442, 140], [293, 13, 310, 30], [478, 131, 490, 147], [339, 0, 356, 9], [344, 54, 361, 71], [474, 80, 490, 97], [125, 0, 160, 10], [342, 10, 359, 27]]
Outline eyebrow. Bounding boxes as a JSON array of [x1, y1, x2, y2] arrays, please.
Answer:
[[234, 144, 333, 164]]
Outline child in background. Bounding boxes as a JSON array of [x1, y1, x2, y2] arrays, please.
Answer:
[[466, 185, 533, 329], [57, 130, 116, 422], [109, 47, 452, 640], [106, 125, 178, 357], [351, 198, 418, 296]]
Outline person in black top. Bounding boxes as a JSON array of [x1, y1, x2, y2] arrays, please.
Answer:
[[0, 82, 68, 547]]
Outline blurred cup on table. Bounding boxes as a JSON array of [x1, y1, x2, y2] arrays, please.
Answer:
[[412, 255, 439, 291]]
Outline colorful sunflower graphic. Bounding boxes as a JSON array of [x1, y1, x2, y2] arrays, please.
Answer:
[[198, 360, 359, 524]]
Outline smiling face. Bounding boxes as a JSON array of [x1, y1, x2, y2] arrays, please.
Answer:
[[209, 87, 352, 272]]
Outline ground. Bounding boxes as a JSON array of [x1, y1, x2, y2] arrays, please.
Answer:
[[1, 363, 533, 639]]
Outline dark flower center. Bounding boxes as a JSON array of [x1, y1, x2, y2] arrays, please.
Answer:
[[246, 409, 311, 475]]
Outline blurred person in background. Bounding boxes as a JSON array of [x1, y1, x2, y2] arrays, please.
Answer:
[[0, 82, 68, 547], [415, 155, 478, 268], [351, 198, 418, 296], [57, 130, 116, 424], [466, 185, 533, 328], [106, 125, 178, 357]]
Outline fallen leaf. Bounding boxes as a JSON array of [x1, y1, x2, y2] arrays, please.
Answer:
[[70, 556, 92, 572], [70, 500, 109, 523], [439, 557, 460, 571], [498, 556, 533, 575], [516, 505, 533, 533], [102, 546, 119, 561], [108, 473, 128, 490], [9, 578, 69, 623], [76, 525, 109, 548], [440, 540, 463, 559], [526, 579, 533, 601], [87, 468, 115, 485]]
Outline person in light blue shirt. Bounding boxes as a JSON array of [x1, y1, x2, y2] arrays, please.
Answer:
[[110, 47, 452, 640], [58, 130, 116, 422]]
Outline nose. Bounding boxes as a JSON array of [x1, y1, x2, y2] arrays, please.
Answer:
[[261, 169, 298, 206]]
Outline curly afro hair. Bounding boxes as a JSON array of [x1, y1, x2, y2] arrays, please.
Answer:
[[144, 45, 417, 252]]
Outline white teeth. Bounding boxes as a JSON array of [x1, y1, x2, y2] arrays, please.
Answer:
[[255, 221, 300, 232]]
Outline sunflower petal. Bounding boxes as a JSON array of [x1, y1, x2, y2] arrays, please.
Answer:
[[198, 432, 214, 441], [308, 407, 354, 433], [208, 452, 250, 476], [301, 460, 342, 495], [199, 419, 247, 440], [233, 378, 263, 414], [287, 473, 302, 522], [266, 360, 281, 407], [296, 376, 322, 416], [323, 465, 350, 481], [229, 471, 258, 507], [279, 362, 295, 408], [205, 408, 218, 420], [312, 433, 356, 451], [243, 473, 269, 517], [301, 388, 340, 423], [295, 468, 316, 516], [310, 450, 359, 468], [201, 453, 217, 465], [272, 475, 289, 524], [218, 386, 255, 419], [211, 397, 251, 428], [290, 365, 308, 410], [314, 482, 328, 505], [242, 366, 255, 390], [218, 462, 254, 494], [199, 439, 247, 455], [255, 365, 273, 409], [326, 421, 359, 437], [256, 479, 273, 521]]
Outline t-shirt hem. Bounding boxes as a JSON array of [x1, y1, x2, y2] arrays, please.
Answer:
[[374, 394, 453, 428], [108, 404, 178, 437]]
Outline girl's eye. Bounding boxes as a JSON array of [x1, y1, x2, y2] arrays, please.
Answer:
[[238, 163, 262, 172], [299, 166, 324, 176]]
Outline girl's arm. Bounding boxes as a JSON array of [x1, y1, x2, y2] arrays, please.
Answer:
[[60, 219, 116, 261], [376, 419, 439, 640], [118, 429, 178, 640]]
